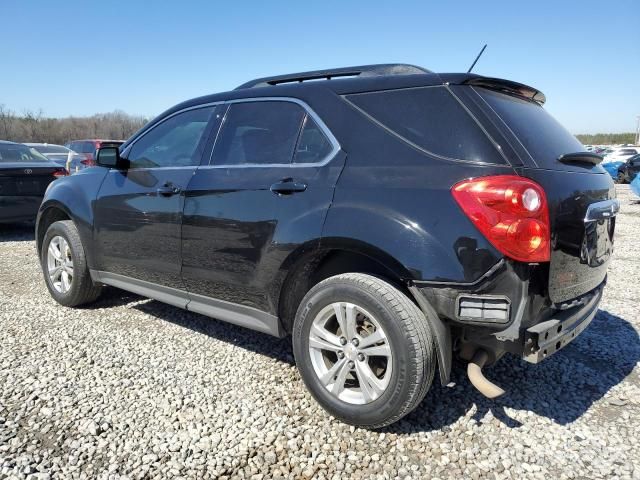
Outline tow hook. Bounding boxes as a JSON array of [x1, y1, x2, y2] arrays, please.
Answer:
[[467, 350, 506, 399]]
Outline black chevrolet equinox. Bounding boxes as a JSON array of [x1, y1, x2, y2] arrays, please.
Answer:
[[36, 64, 618, 428]]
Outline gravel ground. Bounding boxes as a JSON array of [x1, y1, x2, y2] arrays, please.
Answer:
[[1, 185, 639, 480]]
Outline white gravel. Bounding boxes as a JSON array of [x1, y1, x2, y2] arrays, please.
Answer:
[[1, 185, 639, 480]]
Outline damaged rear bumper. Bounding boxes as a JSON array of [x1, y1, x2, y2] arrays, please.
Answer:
[[522, 284, 603, 363]]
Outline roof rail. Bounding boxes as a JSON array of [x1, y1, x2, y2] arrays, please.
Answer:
[[235, 63, 431, 90]]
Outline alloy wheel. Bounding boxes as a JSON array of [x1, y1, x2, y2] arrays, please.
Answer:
[[308, 302, 393, 404], [47, 236, 74, 294]]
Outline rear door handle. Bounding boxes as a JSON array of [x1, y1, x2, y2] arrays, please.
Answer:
[[156, 183, 181, 196], [270, 178, 307, 195]]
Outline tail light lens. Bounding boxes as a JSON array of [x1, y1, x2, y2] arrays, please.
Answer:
[[81, 154, 95, 167], [52, 168, 67, 178], [451, 175, 550, 263]]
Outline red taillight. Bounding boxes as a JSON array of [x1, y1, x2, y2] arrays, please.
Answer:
[[53, 168, 67, 178], [81, 155, 95, 167], [451, 175, 550, 263]]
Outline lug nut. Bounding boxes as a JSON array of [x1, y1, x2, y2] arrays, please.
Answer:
[[339, 337, 347, 345], [358, 353, 365, 362], [351, 338, 359, 347], [337, 351, 345, 359], [348, 361, 355, 369]]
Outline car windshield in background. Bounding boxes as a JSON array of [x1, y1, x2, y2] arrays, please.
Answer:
[[0, 144, 50, 162], [474, 87, 584, 167], [32, 145, 69, 154]]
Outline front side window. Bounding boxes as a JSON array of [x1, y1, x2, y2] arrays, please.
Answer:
[[211, 101, 305, 166], [127, 107, 214, 168]]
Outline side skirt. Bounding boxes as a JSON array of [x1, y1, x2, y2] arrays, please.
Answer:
[[90, 270, 285, 338]]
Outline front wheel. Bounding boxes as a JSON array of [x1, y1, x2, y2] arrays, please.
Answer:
[[293, 273, 436, 428], [41, 220, 101, 307]]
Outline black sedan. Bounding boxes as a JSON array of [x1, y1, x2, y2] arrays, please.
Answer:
[[617, 154, 640, 184], [0, 141, 66, 223]]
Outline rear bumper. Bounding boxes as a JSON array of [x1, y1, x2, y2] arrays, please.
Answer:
[[0, 196, 42, 223], [522, 283, 603, 363]]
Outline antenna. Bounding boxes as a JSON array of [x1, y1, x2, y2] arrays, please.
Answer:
[[467, 44, 487, 73]]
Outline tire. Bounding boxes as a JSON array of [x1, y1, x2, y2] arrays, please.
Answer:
[[292, 273, 436, 428], [41, 220, 101, 307], [617, 172, 626, 184]]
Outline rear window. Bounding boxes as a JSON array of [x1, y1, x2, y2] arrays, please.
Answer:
[[345, 86, 503, 164], [0, 144, 49, 162], [475, 87, 584, 166], [32, 145, 69, 154]]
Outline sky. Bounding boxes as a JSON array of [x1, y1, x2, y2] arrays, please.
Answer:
[[1, 0, 639, 134]]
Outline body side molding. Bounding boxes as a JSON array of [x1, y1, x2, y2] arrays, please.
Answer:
[[90, 271, 284, 337]]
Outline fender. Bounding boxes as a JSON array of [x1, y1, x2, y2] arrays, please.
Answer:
[[36, 168, 109, 269]]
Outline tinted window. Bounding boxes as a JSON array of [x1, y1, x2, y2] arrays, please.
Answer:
[[475, 88, 584, 166], [346, 86, 501, 163], [212, 101, 305, 166], [293, 115, 334, 164], [128, 107, 214, 168], [0, 144, 49, 162]]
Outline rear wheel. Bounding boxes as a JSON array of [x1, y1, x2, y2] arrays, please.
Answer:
[[293, 273, 435, 428], [617, 172, 627, 184], [41, 220, 101, 307]]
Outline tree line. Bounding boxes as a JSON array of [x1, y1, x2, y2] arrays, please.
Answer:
[[0, 105, 150, 145], [575, 132, 637, 145]]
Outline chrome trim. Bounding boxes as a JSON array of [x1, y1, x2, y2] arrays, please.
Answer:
[[206, 96, 341, 168], [584, 199, 620, 223], [124, 102, 224, 158]]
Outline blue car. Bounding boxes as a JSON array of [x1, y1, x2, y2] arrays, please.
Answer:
[[602, 161, 623, 180]]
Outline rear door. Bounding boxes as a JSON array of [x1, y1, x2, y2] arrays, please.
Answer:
[[181, 99, 343, 320], [93, 105, 217, 292], [468, 86, 616, 303]]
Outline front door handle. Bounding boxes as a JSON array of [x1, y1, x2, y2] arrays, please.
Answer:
[[156, 183, 181, 196], [270, 178, 307, 195]]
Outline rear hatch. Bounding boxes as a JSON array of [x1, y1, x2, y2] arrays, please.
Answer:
[[472, 85, 616, 304]]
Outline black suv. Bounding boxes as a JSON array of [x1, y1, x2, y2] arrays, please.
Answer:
[[36, 64, 618, 428], [617, 153, 640, 183]]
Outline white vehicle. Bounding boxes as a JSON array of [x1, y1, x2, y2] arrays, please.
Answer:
[[603, 147, 640, 163]]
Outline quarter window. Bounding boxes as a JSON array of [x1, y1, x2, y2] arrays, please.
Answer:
[[293, 115, 334, 164], [127, 107, 214, 168], [211, 101, 305, 166]]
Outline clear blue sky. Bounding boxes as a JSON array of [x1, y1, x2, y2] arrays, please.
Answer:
[[1, 0, 638, 133]]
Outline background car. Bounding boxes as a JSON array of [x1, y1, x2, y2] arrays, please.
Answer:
[[603, 161, 624, 179], [0, 141, 66, 223], [64, 139, 124, 166], [24, 143, 86, 173], [616, 154, 640, 183], [603, 146, 640, 163]]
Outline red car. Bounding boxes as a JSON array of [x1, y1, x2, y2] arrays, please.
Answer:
[[64, 139, 124, 166]]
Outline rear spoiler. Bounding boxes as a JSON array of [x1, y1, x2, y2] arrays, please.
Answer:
[[463, 77, 546, 105], [558, 152, 604, 166]]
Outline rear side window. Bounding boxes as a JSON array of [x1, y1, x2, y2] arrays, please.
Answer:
[[475, 88, 583, 166], [293, 115, 334, 164], [345, 86, 502, 163], [212, 101, 305, 166], [128, 106, 214, 168]]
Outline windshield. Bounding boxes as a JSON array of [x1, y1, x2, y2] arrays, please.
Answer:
[[0, 144, 50, 163]]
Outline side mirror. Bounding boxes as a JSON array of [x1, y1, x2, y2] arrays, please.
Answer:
[[96, 146, 125, 169]]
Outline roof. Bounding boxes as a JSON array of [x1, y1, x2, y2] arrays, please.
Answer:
[[0, 140, 19, 145]]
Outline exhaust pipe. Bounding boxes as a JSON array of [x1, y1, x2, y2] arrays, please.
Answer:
[[467, 349, 506, 399]]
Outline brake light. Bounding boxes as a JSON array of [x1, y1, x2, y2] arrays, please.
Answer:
[[451, 175, 550, 263], [52, 168, 67, 178]]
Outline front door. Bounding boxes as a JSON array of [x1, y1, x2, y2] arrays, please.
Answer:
[[93, 105, 217, 290], [181, 99, 344, 319]]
